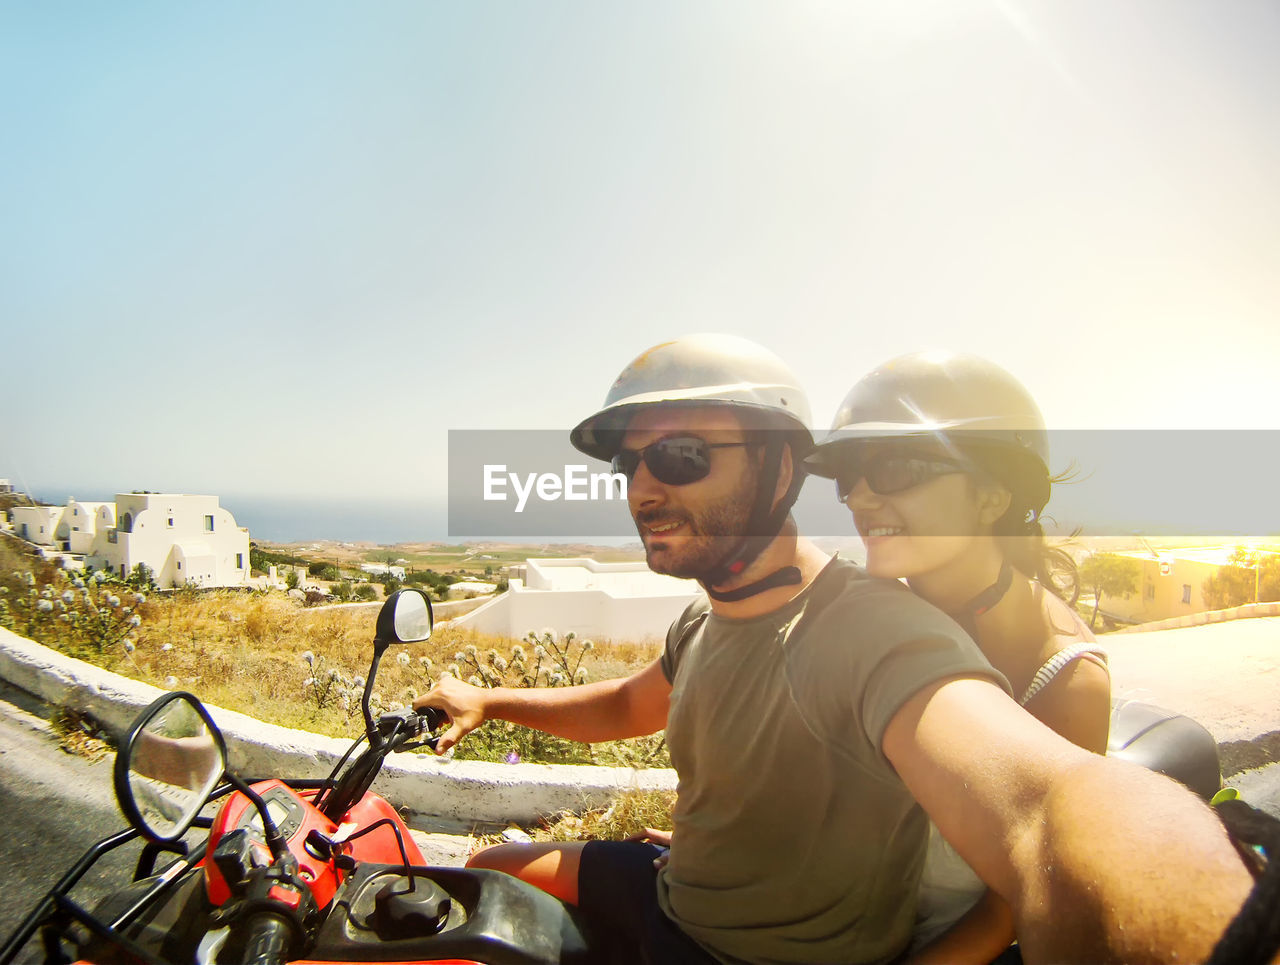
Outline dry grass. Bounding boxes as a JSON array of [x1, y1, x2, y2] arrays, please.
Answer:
[[1, 536, 664, 763], [50, 708, 112, 762], [120, 595, 665, 743], [470, 789, 677, 852]]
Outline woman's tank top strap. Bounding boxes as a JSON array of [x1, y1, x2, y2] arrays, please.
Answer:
[[1018, 642, 1109, 707]]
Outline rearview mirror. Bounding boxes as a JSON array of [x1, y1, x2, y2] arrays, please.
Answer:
[[376, 588, 434, 645], [115, 692, 226, 843]]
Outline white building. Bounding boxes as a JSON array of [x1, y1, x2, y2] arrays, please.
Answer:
[[11, 505, 64, 546], [361, 563, 407, 580], [1100, 546, 1280, 624], [55, 499, 114, 555], [454, 558, 701, 642], [447, 580, 497, 599], [84, 493, 251, 589]]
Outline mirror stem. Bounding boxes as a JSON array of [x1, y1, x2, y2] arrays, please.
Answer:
[[362, 641, 390, 744]]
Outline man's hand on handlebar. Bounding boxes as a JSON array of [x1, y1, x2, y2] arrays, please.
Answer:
[[412, 675, 487, 755]]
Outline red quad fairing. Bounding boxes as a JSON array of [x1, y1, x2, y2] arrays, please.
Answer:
[[205, 781, 428, 912], [332, 788, 427, 866], [204, 780, 341, 908]]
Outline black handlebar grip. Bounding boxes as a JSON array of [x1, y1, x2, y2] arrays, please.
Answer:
[[241, 913, 292, 965], [419, 706, 449, 732]]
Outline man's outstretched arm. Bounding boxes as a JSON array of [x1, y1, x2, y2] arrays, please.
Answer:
[[883, 676, 1256, 964], [414, 656, 671, 754]]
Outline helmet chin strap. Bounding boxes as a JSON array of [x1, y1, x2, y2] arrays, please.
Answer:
[[953, 558, 1013, 636], [702, 436, 806, 603], [704, 565, 802, 602]]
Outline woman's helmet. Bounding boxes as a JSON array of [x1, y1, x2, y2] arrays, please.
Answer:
[[807, 350, 1051, 518]]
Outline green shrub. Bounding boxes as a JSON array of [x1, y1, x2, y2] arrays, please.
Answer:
[[250, 545, 308, 572], [128, 563, 157, 591]]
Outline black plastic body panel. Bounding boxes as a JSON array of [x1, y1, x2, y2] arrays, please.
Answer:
[[307, 864, 604, 964]]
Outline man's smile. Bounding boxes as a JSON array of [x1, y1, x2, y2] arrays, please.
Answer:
[[646, 519, 684, 536]]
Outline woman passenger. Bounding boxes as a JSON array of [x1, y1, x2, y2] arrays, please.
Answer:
[[805, 351, 1111, 965]]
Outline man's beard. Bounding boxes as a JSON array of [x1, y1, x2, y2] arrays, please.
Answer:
[[635, 475, 758, 582]]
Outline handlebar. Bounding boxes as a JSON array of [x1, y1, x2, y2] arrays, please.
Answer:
[[240, 911, 292, 965], [320, 708, 448, 822], [375, 707, 448, 745]]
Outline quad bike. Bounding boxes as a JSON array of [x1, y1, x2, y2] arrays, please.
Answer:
[[0, 588, 602, 965]]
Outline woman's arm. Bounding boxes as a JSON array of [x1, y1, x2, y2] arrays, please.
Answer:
[[906, 890, 1016, 965], [1023, 653, 1111, 754], [1026, 591, 1113, 755]]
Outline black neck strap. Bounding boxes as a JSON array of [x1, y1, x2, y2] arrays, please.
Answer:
[[705, 565, 802, 602], [701, 435, 807, 600], [964, 559, 1013, 620]]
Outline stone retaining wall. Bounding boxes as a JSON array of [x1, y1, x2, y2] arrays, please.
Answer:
[[1111, 601, 1280, 634]]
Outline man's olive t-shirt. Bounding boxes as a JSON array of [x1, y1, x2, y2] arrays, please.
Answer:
[[655, 557, 1010, 965]]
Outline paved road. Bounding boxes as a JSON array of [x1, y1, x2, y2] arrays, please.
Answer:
[[1106, 616, 1280, 748], [0, 702, 138, 963], [1231, 762, 1280, 820]]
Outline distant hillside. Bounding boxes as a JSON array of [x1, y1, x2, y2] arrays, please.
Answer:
[[255, 539, 647, 578]]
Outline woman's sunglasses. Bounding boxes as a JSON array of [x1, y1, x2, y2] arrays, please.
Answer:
[[611, 436, 756, 487], [834, 453, 970, 502]]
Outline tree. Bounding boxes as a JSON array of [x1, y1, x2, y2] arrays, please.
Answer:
[[308, 561, 340, 581], [284, 568, 301, 591], [1078, 553, 1141, 629], [1202, 548, 1280, 610]]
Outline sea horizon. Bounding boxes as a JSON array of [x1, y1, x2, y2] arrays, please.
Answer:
[[20, 488, 647, 548]]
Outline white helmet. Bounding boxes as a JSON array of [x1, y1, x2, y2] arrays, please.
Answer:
[[570, 333, 812, 599], [570, 333, 812, 461]]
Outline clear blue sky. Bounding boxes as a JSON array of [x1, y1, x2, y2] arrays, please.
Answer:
[[3, 1, 1278, 539]]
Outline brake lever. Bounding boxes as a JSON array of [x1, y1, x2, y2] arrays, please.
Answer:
[[393, 737, 439, 753]]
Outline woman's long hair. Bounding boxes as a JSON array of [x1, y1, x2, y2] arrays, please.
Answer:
[[969, 445, 1079, 604]]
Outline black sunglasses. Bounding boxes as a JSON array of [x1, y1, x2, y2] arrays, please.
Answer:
[[834, 453, 970, 501], [612, 436, 756, 486]]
